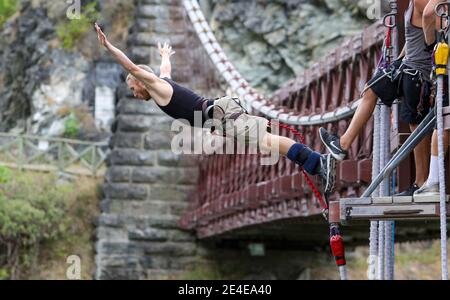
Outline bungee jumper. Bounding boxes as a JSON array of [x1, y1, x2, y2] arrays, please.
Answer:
[[319, 0, 441, 197], [94, 23, 336, 194]]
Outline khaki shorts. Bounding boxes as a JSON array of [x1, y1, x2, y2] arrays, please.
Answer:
[[212, 96, 269, 144]]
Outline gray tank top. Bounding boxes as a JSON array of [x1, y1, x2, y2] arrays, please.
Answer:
[[402, 0, 433, 78]]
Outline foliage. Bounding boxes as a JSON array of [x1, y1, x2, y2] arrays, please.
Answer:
[[0, 267, 8, 279], [181, 263, 223, 280], [56, 2, 99, 50], [28, 176, 101, 280], [180, 260, 249, 280], [0, 166, 11, 183], [0, 0, 17, 28], [63, 112, 80, 139], [0, 169, 73, 279]]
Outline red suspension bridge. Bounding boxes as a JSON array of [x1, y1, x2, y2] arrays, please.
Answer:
[[174, 0, 450, 280]]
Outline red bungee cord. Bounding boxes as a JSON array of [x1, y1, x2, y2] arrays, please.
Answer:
[[268, 121, 329, 211]]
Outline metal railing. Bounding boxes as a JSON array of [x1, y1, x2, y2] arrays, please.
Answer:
[[0, 132, 109, 177]]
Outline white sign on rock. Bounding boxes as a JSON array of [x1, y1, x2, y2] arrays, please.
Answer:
[[95, 86, 115, 132]]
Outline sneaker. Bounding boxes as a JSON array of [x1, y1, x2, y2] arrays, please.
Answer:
[[317, 154, 337, 194], [394, 184, 420, 197], [319, 128, 348, 161], [413, 182, 439, 197]]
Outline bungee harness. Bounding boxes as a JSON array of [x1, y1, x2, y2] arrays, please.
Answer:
[[361, 16, 397, 96]]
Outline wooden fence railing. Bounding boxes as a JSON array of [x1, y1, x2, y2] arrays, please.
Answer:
[[0, 132, 109, 177]]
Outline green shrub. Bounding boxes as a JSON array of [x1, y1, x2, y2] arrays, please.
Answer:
[[0, 170, 73, 279], [0, 268, 8, 280], [0, 166, 11, 183], [64, 112, 80, 139], [0, 0, 17, 28], [56, 2, 99, 50]]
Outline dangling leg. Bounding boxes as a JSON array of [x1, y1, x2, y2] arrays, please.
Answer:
[[260, 132, 336, 192]]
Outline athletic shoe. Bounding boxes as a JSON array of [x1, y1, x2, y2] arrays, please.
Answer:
[[317, 154, 337, 194], [394, 183, 420, 197], [413, 182, 439, 197], [319, 128, 348, 161]]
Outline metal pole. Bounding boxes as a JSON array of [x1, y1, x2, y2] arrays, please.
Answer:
[[437, 75, 449, 280]]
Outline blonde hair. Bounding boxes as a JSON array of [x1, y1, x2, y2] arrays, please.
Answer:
[[126, 65, 154, 82]]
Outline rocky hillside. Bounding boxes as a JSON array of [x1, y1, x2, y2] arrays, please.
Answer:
[[0, 0, 133, 137], [203, 0, 378, 93]]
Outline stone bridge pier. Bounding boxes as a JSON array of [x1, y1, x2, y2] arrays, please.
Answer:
[[95, 0, 221, 280]]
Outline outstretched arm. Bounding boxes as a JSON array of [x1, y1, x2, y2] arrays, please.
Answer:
[[158, 42, 176, 79], [95, 23, 158, 84]]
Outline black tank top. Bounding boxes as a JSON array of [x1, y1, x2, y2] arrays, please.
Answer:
[[157, 78, 210, 127]]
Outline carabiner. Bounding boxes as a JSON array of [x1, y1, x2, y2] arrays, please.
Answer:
[[383, 12, 397, 28]]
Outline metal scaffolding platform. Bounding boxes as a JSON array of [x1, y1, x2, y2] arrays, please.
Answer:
[[341, 196, 450, 222]]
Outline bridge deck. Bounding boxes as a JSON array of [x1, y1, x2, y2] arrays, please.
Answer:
[[201, 214, 448, 248]]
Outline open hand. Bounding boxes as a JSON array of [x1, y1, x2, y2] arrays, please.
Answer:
[[95, 23, 108, 48], [158, 42, 176, 57]]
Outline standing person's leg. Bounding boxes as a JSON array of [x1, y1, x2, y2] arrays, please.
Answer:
[[410, 123, 431, 187], [415, 78, 450, 197], [319, 88, 378, 161], [431, 130, 450, 159], [396, 71, 432, 196], [319, 61, 402, 161], [340, 88, 378, 150], [415, 129, 450, 196]]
